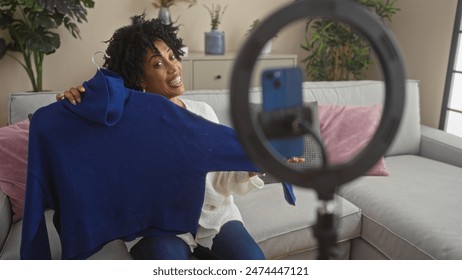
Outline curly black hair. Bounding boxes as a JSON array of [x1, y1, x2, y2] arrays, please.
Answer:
[[103, 14, 185, 91]]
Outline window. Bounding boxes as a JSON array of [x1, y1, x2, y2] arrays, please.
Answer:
[[441, 0, 462, 138]]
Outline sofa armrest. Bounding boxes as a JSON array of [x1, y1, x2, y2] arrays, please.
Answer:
[[0, 191, 12, 251], [419, 125, 462, 168]]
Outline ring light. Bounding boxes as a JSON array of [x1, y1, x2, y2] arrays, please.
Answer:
[[230, 0, 406, 200]]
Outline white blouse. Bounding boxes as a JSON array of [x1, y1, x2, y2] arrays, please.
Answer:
[[177, 98, 264, 250]]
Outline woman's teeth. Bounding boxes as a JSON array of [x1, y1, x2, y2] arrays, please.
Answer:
[[168, 76, 182, 87]]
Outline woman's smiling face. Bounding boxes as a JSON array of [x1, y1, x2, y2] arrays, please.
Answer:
[[140, 40, 184, 99]]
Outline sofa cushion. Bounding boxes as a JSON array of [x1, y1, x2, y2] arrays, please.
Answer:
[[0, 191, 11, 251], [234, 185, 361, 259], [338, 155, 462, 259], [0, 119, 29, 222], [249, 80, 420, 156], [298, 80, 421, 156], [183, 90, 237, 127], [420, 125, 462, 169], [318, 104, 389, 176], [8, 92, 61, 125], [0, 208, 132, 260], [0, 210, 62, 260]]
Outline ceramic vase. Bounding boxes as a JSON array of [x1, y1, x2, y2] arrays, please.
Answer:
[[261, 40, 272, 54], [205, 29, 225, 55], [158, 7, 172, 25]]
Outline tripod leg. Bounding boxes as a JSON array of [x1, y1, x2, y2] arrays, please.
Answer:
[[313, 200, 339, 260]]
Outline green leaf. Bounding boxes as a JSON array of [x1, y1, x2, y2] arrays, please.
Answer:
[[64, 19, 80, 39], [0, 10, 14, 27], [82, 0, 95, 9], [10, 21, 31, 44], [17, 0, 35, 9], [27, 10, 58, 29], [25, 31, 60, 54], [0, 37, 6, 58]]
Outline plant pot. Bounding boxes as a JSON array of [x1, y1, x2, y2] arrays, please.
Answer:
[[158, 7, 172, 25], [205, 30, 225, 55], [261, 40, 272, 54]]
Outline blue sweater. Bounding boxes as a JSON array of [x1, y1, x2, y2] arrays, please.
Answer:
[[20, 69, 261, 259]]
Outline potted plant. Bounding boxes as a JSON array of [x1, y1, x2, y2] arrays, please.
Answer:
[[300, 0, 399, 81], [0, 0, 95, 92], [203, 3, 227, 55], [152, 0, 197, 25]]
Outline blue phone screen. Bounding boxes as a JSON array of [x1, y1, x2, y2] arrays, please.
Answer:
[[261, 67, 304, 158]]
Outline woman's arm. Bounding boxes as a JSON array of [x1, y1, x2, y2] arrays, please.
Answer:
[[209, 171, 264, 196]]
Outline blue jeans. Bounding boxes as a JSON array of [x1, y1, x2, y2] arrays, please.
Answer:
[[130, 221, 265, 260]]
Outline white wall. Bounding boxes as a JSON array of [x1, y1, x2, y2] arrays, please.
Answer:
[[389, 0, 457, 128]]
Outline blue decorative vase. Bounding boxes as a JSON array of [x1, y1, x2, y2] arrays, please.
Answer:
[[158, 7, 172, 25], [205, 29, 225, 55]]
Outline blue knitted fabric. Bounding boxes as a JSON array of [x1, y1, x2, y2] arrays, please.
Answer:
[[21, 69, 261, 259]]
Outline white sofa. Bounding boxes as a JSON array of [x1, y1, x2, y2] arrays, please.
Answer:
[[2, 80, 462, 260]]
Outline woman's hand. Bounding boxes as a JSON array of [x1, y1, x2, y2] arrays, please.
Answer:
[[248, 157, 305, 177], [56, 85, 86, 105], [287, 157, 305, 164]]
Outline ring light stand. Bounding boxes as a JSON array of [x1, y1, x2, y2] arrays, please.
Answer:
[[230, 0, 406, 259]]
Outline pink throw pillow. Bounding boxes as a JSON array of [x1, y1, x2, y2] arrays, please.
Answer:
[[0, 119, 29, 222], [318, 104, 389, 176]]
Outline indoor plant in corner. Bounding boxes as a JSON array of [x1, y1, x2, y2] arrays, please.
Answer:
[[204, 3, 227, 55], [300, 0, 399, 81], [0, 0, 95, 92]]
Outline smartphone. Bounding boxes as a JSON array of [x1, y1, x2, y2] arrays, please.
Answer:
[[261, 67, 304, 158]]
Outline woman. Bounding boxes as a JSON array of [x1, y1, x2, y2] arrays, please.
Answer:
[[58, 14, 266, 260]]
